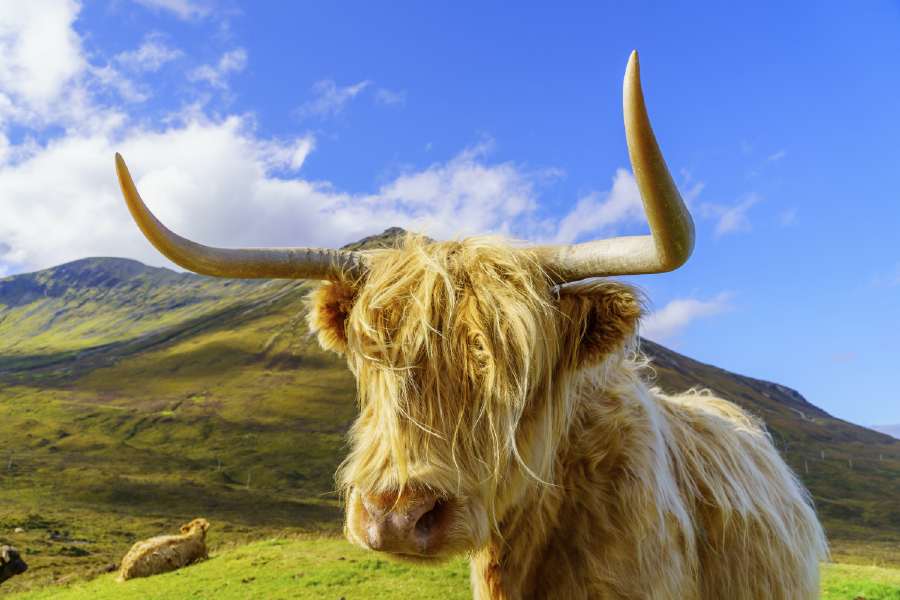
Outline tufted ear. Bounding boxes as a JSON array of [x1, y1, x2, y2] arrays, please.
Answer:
[[306, 280, 358, 356], [556, 280, 645, 367]]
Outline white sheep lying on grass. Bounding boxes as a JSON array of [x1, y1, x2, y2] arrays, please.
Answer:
[[117, 518, 210, 582]]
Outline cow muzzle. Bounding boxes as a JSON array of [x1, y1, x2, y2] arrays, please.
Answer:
[[356, 491, 450, 556]]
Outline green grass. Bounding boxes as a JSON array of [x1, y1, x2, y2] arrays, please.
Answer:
[[3, 536, 899, 600], [821, 563, 900, 599], [6, 537, 473, 600]]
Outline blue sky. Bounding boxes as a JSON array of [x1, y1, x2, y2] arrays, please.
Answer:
[[0, 0, 898, 433]]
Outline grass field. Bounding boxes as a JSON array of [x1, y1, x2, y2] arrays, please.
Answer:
[[2, 536, 899, 600]]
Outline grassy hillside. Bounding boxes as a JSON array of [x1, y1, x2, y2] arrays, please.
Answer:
[[0, 228, 898, 595], [5, 537, 900, 600]]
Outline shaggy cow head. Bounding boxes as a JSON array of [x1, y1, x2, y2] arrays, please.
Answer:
[[0, 546, 28, 585], [307, 236, 645, 561], [115, 52, 693, 563]]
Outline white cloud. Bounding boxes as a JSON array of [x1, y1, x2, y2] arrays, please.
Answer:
[[828, 351, 856, 364], [296, 79, 371, 120], [700, 192, 762, 239], [0, 0, 87, 123], [767, 150, 787, 162], [778, 207, 799, 227], [677, 168, 705, 209], [551, 169, 644, 245], [373, 140, 558, 240], [116, 33, 183, 73], [188, 48, 247, 89], [129, 0, 213, 20], [682, 181, 705, 209], [375, 88, 406, 107], [641, 292, 735, 345], [545, 170, 706, 246], [90, 63, 149, 103], [0, 122, 558, 273]]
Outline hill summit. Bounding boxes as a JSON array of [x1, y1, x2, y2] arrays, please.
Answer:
[[0, 257, 179, 307]]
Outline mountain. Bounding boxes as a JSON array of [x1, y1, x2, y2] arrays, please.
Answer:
[[0, 231, 898, 583]]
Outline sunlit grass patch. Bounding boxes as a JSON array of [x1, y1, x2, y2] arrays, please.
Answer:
[[6, 537, 900, 600], [821, 562, 900, 599], [8, 537, 472, 600]]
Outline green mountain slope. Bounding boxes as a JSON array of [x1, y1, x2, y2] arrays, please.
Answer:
[[0, 230, 898, 594]]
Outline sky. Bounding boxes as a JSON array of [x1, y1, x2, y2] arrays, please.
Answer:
[[0, 0, 898, 432]]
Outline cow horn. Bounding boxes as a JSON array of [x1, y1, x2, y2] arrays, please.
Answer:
[[534, 51, 695, 283], [0, 546, 9, 563], [115, 154, 368, 281]]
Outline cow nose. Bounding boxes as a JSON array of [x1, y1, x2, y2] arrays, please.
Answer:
[[361, 493, 446, 555]]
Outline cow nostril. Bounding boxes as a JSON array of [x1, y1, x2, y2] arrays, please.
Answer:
[[415, 498, 447, 537]]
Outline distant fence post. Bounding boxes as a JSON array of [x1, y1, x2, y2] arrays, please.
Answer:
[[821, 450, 824, 460], [849, 458, 852, 468], [246, 471, 251, 490], [805, 459, 808, 473], [879, 453, 882, 462], [7, 451, 12, 469]]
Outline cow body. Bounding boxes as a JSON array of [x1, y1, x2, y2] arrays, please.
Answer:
[[308, 235, 828, 600], [471, 376, 824, 599], [0, 546, 28, 585], [116, 518, 209, 582]]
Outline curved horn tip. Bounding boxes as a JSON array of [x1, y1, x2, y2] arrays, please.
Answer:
[[625, 51, 641, 84], [114, 153, 129, 179]]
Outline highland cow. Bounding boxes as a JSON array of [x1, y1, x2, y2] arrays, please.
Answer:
[[0, 546, 28, 585], [115, 52, 828, 599], [116, 518, 209, 582]]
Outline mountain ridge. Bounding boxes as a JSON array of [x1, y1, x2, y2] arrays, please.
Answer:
[[0, 250, 893, 447]]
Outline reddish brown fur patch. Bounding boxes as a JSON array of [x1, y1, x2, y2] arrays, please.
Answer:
[[306, 279, 358, 355], [484, 534, 508, 600], [556, 280, 645, 366]]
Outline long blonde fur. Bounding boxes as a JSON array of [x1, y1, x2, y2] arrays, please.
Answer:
[[307, 233, 828, 599]]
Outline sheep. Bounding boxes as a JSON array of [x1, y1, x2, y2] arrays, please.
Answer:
[[116, 518, 210, 582]]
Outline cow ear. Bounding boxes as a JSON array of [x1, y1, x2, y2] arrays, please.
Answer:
[[556, 281, 645, 366], [306, 280, 358, 356]]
